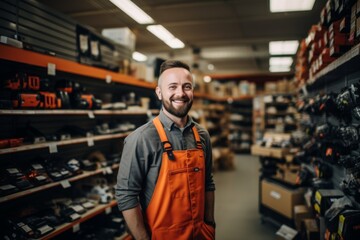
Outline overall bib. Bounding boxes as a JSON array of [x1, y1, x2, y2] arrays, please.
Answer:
[[145, 116, 215, 240]]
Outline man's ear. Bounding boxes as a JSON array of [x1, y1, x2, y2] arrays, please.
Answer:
[[155, 86, 162, 100]]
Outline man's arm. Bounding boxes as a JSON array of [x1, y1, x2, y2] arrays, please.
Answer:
[[204, 191, 215, 223], [122, 205, 150, 240]]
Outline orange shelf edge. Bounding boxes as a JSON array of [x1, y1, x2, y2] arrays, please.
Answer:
[[0, 44, 156, 89]]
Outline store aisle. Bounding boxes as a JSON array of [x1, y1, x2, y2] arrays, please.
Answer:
[[214, 154, 277, 240]]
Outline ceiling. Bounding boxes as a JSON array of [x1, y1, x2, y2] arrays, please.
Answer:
[[38, 0, 324, 78]]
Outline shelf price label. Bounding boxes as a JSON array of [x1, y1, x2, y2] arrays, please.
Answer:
[[60, 180, 71, 189], [87, 138, 94, 147], [105, 207, 112, 214], [88, 111, 95, 119], [49, 143, 58, 153], [73, 223, 80, 233], [47, 63, 56, 76], [106, 75, 112, 84], [102, 167, 113, 175]]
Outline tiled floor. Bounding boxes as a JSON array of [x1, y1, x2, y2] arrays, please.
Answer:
[[214, 154, 277, 240]]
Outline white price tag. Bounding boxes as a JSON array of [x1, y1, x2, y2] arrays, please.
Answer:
[[301, 85, 309, 96], [6, 168, 19, 174], [106, 167, 113, 175], [32, 164, 43, 170], [87, 138, 94, 147], [47, 63, 56, 76], [105, 207, 112, 215], [73, 223, 80, 233], [88, 111, 95, 119], [106, 75, 112, 84], [60, 180, 71, 189], [49, 143, 58, 153]]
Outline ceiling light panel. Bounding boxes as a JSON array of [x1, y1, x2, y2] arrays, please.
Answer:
[[269, 66, 291, 72], [109, 0, 154, 24], [132, 51, 148, 61], [269, 57, 293, 66], [270, 0, 315, 13], [147, 25, 185, 49], [269, 40, 299, 55]]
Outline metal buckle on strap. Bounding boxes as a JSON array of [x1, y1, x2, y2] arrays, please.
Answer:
[[163, 141, 175, 160], [166, 150, 175, 160]]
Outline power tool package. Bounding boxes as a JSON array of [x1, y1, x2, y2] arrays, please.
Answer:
[[291, 82, 360, 239], [0, 72, 102, 110]]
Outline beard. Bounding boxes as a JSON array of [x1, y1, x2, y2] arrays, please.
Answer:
[[162, 97, 193, 118]]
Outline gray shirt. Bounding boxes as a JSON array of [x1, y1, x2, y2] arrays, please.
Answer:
[[115, 110, 215, 212]]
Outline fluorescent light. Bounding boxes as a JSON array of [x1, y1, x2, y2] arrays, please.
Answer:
[[165, 38, 185, 49], [147, 25, 185, 49], [147, 25, 174, 42], [132, 51, 147, 61], [270, 0, 315, 12], [269, 40, 299, 55], [203, 76, 212, 83], [270, 57, 293, 66], [269, 66, 291, 72], [109, 0, 154, 24]]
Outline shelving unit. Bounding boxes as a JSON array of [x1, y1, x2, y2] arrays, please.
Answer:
[[40, 200, 119, 240], [0, 164, 119, 204], [305, 42, 360, 90], [0, 42, 155, 239], [228, 98, 253, 153], [253, 94, 297, 143], [0, 44, 156, 89]]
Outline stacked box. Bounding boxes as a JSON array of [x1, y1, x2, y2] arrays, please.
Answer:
[[349, 2, 357, 44], [0, 1, 18, 40], [295, 40, 309, 83], [18, 0, 78, 61], [77, 25, 132, 72], [0, 0, 132, 71], [0, 0, 77, 61]]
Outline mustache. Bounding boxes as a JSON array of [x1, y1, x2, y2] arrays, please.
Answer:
[[170, 96, 190, 101]]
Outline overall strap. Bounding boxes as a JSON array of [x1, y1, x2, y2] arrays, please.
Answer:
[[192, 125, 203, 150], [153, 116, 175, 160]]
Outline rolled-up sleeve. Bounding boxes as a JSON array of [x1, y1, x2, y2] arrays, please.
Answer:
[[198, 126, 215, 192], [115, 132, 146, 211]]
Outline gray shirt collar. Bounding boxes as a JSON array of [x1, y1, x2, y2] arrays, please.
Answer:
[[158, 109, 194, 132]]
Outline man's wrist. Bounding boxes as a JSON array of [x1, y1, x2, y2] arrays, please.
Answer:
[[204, 220, 216, 228]]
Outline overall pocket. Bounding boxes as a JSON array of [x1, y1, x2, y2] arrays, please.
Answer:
[[168, 168, 188, 198]]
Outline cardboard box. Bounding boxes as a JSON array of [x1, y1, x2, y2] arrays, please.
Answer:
[[274, 164, 301, 185], [300, 219, 319, 240], [294, 205, 313, 230], [338, 209, 360, 239], [314, 189, 344, 216], [101, 27, 136, 50], [251, 145, 290, 159], [261, 179, 305, 219], [276, 224, 298, 240]]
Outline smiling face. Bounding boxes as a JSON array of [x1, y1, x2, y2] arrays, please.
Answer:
[[156, 67, 194, 119]]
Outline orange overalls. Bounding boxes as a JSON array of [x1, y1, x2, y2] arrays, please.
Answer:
[[144, 116, 215, 240]]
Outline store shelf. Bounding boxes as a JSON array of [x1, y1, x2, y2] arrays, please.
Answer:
[[0, 164, 119, 204], [0, 132, 130, 155], [307, 42, 360, 89], [40, 200, 118, 240], [0, 109, 152, 116], [194, 92, 253, 102], [0, 44, 156, 90], [265, 112, 295, 116]]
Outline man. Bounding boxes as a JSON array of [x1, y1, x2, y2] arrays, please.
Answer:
[[115, 60, 215, 240]]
